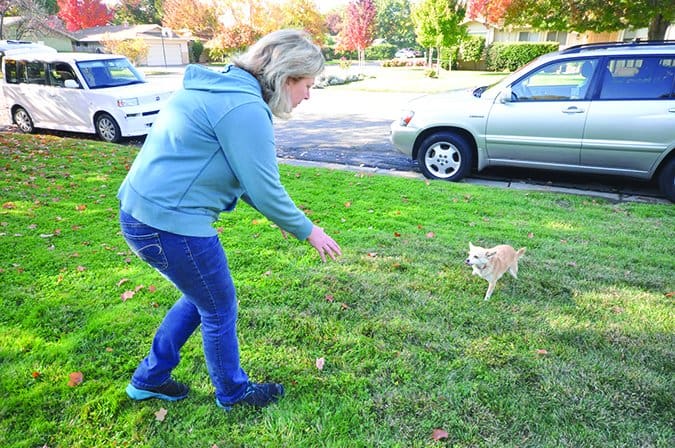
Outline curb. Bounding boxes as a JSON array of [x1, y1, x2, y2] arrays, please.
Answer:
[[278, 158, 669, 205]]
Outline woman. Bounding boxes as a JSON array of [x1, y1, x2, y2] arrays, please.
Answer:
[[117, 29, 341, 410]]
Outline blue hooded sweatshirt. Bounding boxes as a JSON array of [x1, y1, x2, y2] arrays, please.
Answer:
[[117, 64, 313, 239]]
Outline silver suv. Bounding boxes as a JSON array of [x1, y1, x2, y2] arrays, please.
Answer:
[[390, 41, 675, 201]]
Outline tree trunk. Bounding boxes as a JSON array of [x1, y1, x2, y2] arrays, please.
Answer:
[[648, 14, 668, 41]]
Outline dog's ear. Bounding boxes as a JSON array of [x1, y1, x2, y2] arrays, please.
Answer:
[[469, 242, 475, 250]]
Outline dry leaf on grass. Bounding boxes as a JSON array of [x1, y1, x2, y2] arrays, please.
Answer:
[[155, 408, 168, 422]]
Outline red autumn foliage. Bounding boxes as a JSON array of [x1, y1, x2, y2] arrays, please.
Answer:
[[57, 0, 113, 32]]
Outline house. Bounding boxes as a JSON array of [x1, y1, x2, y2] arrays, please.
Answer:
[[465, 18, 675, 48], [1, 18, 190, 66], [1, 16, 75, 51], [71, 24, 190, 66]]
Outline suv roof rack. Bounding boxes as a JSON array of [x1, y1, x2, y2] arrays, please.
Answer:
[[561, 39, 675, 54]]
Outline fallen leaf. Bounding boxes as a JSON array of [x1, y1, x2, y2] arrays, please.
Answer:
[[117, 278, 129, 287], [426, 232, 435, 238], [536, 349, 549, 356], [315, 357, 325, 371], [431, 428, 448, 441], [32, 371, 40, 379], [67, 371, 83, 387], [75, 204, 86, 211], [121, 290, 135, 301], [2, 202, 16, 209], [527, 232, 535, 238], [665, 292, 674, 298], [76, 265, 86, 272], [155, 407, 168, 422], [394, 232, 401, 237], [148, 285, 157, 293], [325, 294, 334, 303], [344, 201, 351, 208]]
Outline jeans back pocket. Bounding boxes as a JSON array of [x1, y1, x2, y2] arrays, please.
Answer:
[[122, 231, 169, 271]]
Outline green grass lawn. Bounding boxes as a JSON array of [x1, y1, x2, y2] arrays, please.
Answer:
[[1, 133, 673, 447]]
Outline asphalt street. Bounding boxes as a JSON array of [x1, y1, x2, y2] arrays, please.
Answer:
[[0, 68, 668, 204], [273, 87, 667, 204]]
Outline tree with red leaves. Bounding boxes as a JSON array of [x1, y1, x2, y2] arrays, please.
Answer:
[[57, 0, 113, 32], [339, 0, 376, 69], [466, 0, 512, 26]]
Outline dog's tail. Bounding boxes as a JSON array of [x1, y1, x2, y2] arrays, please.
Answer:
[[517, 247, 526, 258]]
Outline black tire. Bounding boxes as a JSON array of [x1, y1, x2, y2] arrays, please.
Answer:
[[658, 157, 675, 202], [12, 107, 34, 134], [417, 131, 473, 181], [95, 113, 122, 143]]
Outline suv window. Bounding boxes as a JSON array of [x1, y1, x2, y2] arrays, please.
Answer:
[[511, 58, 599, 101], [599, 56, 675, 100]]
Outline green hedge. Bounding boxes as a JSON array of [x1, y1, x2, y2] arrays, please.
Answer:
[[460, 36, 486, 63], [365, 43, 397, 60], [486, 42, 560, 71]]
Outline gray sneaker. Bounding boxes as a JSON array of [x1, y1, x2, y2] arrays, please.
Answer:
[[126, 378, 189, 401], [216, 382, 285, 410]]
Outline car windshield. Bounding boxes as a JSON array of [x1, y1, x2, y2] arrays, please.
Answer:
[[76, 58, 146, 89]]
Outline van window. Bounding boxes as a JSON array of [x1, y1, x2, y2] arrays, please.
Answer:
[[4, 59, 18, 83], [4, 59, 48, 85], [48, 62, 79, 88], [25, 61, 47, 85]]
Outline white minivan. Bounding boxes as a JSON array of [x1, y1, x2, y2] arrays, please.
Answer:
[[1, 50, 175, 142]]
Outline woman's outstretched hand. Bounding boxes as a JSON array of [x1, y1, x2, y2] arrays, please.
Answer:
[[306, 225, 342, 262]]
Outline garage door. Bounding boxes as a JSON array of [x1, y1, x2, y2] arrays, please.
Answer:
[[147, 43, 183, 66]]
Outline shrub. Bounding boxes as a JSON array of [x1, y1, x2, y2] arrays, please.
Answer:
[[364, 43, 397, 60], [439, 46, 459, 70], [381, 59, 426, 67], [486, 42, 559, 71], [460, 36, 486, 63], [100, 38, 148, 65], [189, 40, 204, 63], [338, 57, 351, 70]]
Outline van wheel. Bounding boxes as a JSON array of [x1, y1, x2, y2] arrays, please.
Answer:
[[658, 157, 675, 202], [95, 113, 121, 143], [13, 107, 34, 134], [417, 131, 473, 181]]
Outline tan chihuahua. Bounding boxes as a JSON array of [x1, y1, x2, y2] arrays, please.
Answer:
[[465, 242, 526, 300]]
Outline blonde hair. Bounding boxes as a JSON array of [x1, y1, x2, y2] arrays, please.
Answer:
[[232, 29, 324, 118]]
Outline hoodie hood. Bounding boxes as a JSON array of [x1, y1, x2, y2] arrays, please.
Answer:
[[183, 64, 262, 97]]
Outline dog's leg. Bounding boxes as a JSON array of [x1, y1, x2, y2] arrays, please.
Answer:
[[484, 281, 496, 300], [508, 262, 519, 279]]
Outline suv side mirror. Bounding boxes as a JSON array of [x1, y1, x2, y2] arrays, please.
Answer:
[[500, 86, 513, 103], [64, 79, 79, 88]]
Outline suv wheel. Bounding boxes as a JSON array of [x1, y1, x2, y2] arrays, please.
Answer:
[[95, 113, 122, 143], [13, 107, 34, 134], [417, 131, 473, 181], [658, 157, 675, 202]]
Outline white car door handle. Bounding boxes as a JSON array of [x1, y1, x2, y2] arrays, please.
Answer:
[[562, 107, 585, 114]]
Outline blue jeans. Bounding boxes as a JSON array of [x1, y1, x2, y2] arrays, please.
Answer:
[[119, 210, 249, 404]]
